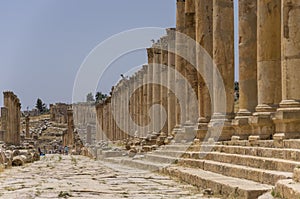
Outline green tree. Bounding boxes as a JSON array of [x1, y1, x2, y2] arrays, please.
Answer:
[[95, 92, 108, 103], [86, 92, 95, 102], [35, 98, 47, 114]]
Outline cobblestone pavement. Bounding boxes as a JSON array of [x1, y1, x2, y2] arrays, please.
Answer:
[[0, 155, 220, 199]]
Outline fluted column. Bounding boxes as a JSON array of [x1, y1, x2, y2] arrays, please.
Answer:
[[142, 65, 149, 138], [152, 45, 161, 133], [67, 109, 74, 147], [232, 0, 258, 140], [173, 0, 186, 134], [147, 48, 154, 134], [195, 0, 213, 140], [274, 0, 300, 139], [25, 115, 30, 138], [167, 28, 176, 135], [250, 0, 281, 139], [209, 0, 235, 141], [184, 0, 198, 125], [160, 36, 169, 134]]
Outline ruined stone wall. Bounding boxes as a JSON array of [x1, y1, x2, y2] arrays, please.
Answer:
[[0, 91, 21, 145], [49, 103, 70, 124]]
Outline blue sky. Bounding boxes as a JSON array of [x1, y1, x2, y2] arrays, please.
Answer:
[[0, 0, 238, 110]]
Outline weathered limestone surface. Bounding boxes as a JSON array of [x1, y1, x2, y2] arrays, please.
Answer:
[[195, 0, 213, 140], [208, 0, 235, 141], [232, 0, 257, 140], [250, 0, 281, 139], [49, 103, 70, 124], [174, 0, 186, 133], [167, 28, 176, 134], [274, 0, 300, 139], [184, 0, 198, 125], [0, 92, 21, 145], [0, 155, 210, 199]]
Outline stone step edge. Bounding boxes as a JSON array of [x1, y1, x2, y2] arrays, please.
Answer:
[[275, 179, 300, 199], [150, 150, 300, 169], [163, 166, 272, 199], [144, 154, 293, 184]]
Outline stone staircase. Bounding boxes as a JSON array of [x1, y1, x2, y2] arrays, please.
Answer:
[[104, 139, 300, 199]]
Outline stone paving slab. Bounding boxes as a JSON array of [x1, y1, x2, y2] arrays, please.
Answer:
[[0, 155, 220, 199]]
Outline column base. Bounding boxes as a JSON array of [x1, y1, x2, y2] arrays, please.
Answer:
[[195, 117, 210, 140], [249, 112, 275, 140], [172, 122, 196, 143], [274, 107, 300, 139], [207, 113, 234, 141], [232, 112, 253, 140]]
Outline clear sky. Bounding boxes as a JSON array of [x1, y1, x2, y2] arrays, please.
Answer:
[[0, 0, 238, 110]]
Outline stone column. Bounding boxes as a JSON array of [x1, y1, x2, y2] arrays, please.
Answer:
[[232, 0, 258, 140], [86, 124, 92, 144], [195, 0, 213, 140], [250, 0, 281, 139], [25, 115, 30, 138], [274, 0, 300, 139], [67, 109, 74, 147], [142, 65, 149, 138], [167, 28, 176, 134], [152, 45, 161, 133], [103, 102, 108, 140], [184, 0, 198, 126], [173, 0, 186, 134], [138, 69, 144, 137], [1, 107, 8, 141], [160, 36, 169, 134], [147, 48, 154, 134], [208, 0, 235, 141]]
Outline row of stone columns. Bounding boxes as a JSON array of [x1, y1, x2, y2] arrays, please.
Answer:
[[95, 0, 300, 143], [0, 91, 21, 145]]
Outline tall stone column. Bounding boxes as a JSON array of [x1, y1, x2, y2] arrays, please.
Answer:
[[86, 124, 92, 144], [208, 0, 235, 141], [67, 109, 74, 147], [147, 48, 154, 134], [1, 107, 8, 140], [138, 69, 144, 137], [25, 115, 30, 138], [184, 0, 198, 126], [232, 0, 258, 140], [195, 0, 213, 140], [173, 0, 186, 134], [152, 45, 161, 133], [274, 0, 300, 139], [167, 28, 176, 134], [250, 0, 281, 139], [160, 36, 169, 134], [142, 65, 149, 138]]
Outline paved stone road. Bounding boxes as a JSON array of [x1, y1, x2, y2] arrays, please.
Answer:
[[0, 155, 220, 199]]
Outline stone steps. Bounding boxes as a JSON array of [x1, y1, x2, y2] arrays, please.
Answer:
[[212, 145, 300, 162], [221, 139, 300, 149], [144, 154, 292, 185], [162, 166, 272, 199], [191, 152, 300, 172], [105, 157, 168, 172], [275, 179, 300, 198], [161, 143, 300, 162]]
